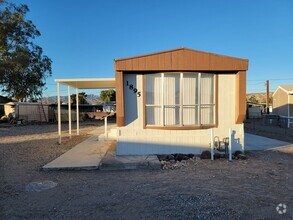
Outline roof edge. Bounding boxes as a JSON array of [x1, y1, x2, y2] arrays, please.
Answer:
[[114, 47, 249, 62], [55, 78, 116, 83], [279, 85, 293, 94], [273, 86, 292, 96]]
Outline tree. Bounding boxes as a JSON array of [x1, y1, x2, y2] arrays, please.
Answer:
[[100, 89, 115, 102], [247, 95, 259, 104], [70, 92, 88, 104], [0, 1, 52, 101]]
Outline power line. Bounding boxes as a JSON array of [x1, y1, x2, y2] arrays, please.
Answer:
[[247, 82, 265, 85], [247, 78, 293, 81]]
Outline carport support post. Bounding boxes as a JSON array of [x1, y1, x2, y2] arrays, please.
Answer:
[[57, 82, 62, 144], [104, 116, 108, 139], [68, 86, 72, 138], [76, 88, 79, 135], [210, 128, 214, 160], [229, 128, 232, 161]]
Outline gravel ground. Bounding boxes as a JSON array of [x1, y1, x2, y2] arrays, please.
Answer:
[[1, 122, 293, 219]]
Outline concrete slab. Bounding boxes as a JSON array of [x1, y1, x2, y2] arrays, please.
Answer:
[[100, 144, 161, 170], [87, 123, 116, 135], [43, 136, 113, 171], [245, 133, 293, 151]]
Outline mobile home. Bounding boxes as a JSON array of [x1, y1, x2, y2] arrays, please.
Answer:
[[273, 85, 293, 128], [114, 48, 248, 155]]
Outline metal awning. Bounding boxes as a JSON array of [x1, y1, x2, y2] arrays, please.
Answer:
[[55, 77, 116, 144], [55, 78, 116, 89]]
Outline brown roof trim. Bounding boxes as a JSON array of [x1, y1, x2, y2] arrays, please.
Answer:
[[114, 47, 248, 62]]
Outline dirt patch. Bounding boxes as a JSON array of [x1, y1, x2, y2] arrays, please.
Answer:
[[1, 123, 293, 219]]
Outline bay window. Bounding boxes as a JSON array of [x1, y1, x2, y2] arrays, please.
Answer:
[[145, 72, 215, 127]]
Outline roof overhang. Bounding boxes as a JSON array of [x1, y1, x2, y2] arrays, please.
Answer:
[[55, 78, 116, 89], [273, 85, 293, 96], [115, 47, 249, 72]]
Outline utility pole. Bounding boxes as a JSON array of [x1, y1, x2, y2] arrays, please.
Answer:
[[266, 80, 270, 114]]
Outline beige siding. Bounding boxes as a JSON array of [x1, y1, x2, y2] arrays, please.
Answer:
[[18, 105, 49, 122], [290, 95, 293, 117], [4, 104, 49, 122], [273, 88, 289, 116], [117, 73, 244, 155], [4, 104, 14, 116]]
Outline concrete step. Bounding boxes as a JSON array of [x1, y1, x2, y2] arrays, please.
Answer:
[[98, 128, 118, 141], [100, 156, 162, 170], [100, 147, 161, 170], [98, 133, 117, 141]]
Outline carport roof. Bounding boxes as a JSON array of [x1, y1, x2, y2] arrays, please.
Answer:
[[55, 78, 116, 89]]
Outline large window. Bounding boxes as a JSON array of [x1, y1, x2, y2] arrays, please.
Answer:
[[145, 72, 215, 127]]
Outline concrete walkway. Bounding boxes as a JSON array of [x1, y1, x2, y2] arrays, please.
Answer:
[[43, 136, 113, 170], [43, 124, 161, 171], [245, 133, 293, 151]]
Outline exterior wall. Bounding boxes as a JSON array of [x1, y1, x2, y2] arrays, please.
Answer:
[[115, 71, 124, 126], [0, 105, 4, 117], [53, 109, 77, 122], [103, 102, 116, 112], [290, 95, 293, 117], [235, 71, 246, 123], [18, 104, 49, 122], [273, 89, 289, 116], [4, 104, 14, 116], [248, 107, 262, 119], [117, 73, 244, 155], [4, 104, 49, 122]]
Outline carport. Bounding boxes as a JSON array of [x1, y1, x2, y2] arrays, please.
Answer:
[[55, 78, 116, 143]]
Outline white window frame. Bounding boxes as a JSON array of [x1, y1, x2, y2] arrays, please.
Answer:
[[145, 72, 216, 127]]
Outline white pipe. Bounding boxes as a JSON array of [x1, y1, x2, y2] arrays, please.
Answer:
[[180, 73, 183, 126], [68, 86, 72, 138], [242, 124, 245, 153], [198, 73, 201, 125], [104, 116, 108, 139], [229, 128, 232, 161], [57, 83, 61, 144], [210, 128, 214, 160], [76, 88, 79, 135], [161, 73, 164, 126]]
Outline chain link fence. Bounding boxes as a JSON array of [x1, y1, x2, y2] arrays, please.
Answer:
[[245, 115, 293, 143]]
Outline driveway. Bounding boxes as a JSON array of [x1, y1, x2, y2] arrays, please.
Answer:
[[245, 133, 293, 150]]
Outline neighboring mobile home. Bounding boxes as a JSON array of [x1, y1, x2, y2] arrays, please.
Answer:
[[4, 102, 49, 122], [114, 48, 248, 155], [273, 85, 293, 128]]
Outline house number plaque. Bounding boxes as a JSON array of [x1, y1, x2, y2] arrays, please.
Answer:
[[126, 81, 141, 97]]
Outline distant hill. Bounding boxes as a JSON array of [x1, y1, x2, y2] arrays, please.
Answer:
[[246, 92, 273, 104], [40, 94, 101, 104], [86, 94, 102, 104]]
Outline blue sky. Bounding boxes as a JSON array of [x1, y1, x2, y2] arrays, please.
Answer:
[[11, 0, 293, 96]]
